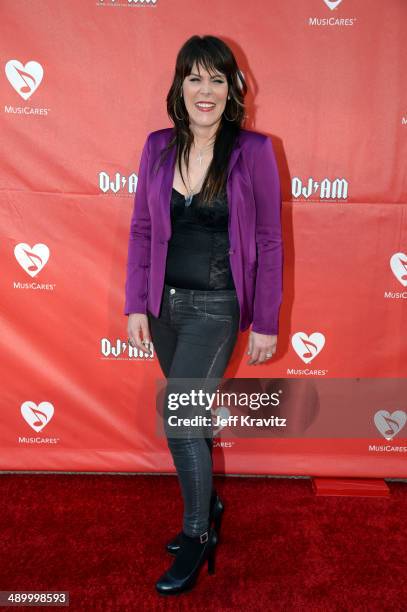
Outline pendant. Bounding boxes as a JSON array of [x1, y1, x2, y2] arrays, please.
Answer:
[[185, 193, 193, 207]]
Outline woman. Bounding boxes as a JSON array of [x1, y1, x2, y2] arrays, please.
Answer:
[[124, 35, 283, 595]]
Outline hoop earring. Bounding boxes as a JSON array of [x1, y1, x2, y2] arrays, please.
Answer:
[[223, 105, 239, 122], [174, 96, 186, 121]]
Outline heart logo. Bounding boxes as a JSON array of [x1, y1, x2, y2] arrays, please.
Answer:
[[390, 252, 407, 287], [14, 243, 50, 277], [5, 60, 43, 100], [374, 410, 406, 441], [21, 401, 54, 432], [322, 0, 343, 10], [292, 332, 325, 363], [211, 406, 230, 436]]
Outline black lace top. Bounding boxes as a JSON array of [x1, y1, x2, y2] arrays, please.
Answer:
[[164, 187, 235, 290]]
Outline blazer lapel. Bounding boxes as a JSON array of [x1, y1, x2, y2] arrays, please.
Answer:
[[227, 133, 243, 179], [158, 135, 177, 240]]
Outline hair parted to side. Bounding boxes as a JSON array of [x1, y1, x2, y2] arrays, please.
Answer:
[[153, 35, 248, 206]]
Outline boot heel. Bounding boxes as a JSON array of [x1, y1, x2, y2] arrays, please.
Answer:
[[207, 530, 218, 575], [212, 498, 224, 546]]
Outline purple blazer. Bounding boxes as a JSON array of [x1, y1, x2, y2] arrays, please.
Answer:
[[124, 127, 283, 335]]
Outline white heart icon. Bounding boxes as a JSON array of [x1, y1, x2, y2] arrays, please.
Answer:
[[21, 401, 54, 432], [212, 406, 230, 436], [14, 243, 50, 277], [374, 410, 406, 441], [292, 332, 325, 363], [322, 0, 343, 10], [390, 252, 407, 287], [5, 60, 43, 100]]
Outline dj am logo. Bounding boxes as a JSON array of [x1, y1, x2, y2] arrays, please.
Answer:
[[374, 410, 406, 441], [100, 337, 155, 360], [21, 401, 54, 432], [5, 60, 43, 100], [291, 177, 349, 201], [322, 0, 343, 9], [14, 243, 50, 277], [291, 332, 325, 364], [99, 172, 138, 194]]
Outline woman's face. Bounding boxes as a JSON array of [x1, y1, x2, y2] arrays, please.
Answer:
[[182, 62, 229, 132]]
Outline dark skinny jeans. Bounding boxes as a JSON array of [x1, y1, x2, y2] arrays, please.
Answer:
[[147, 282, 240, 537]]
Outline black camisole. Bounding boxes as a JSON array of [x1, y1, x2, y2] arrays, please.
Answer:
[[164, 187, 235, 290]]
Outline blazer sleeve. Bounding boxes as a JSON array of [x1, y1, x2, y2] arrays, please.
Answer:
[[251, 136, 283, 335], [123, 133, 152, 315]]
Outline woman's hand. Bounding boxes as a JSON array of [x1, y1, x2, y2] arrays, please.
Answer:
[[247, 331, 277, 365], [127, 313, 151, 353]]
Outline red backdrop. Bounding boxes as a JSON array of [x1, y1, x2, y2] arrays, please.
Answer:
[[1, 0, 406, 475]]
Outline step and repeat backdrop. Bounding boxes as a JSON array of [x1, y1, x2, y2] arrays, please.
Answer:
[[1, 0, 406, 476]]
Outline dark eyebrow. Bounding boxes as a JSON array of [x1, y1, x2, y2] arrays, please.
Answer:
[[189, 72, 224, 78]]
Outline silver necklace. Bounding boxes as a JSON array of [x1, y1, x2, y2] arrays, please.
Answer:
[[184, 141, 213, 206]]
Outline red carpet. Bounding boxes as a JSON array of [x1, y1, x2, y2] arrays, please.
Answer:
[[0, 474, 405, 611]]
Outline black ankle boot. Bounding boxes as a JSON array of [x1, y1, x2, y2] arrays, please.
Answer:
[[166, 489, 224, 555], [156, 527, 218, 595]]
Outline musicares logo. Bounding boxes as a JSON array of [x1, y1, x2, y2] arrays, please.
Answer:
[[374, 410, 406, 441], [5, 60, 43, 100], [212, 407, 230, 436], [390, 252, 407, 287], [21, 401, 54, 432], [291, 332, 325, 363], [14, 243, 50, 277], [322, 0, 343, 9]]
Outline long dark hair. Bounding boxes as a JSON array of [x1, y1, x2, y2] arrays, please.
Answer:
[[153, 35, 248, 205]]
